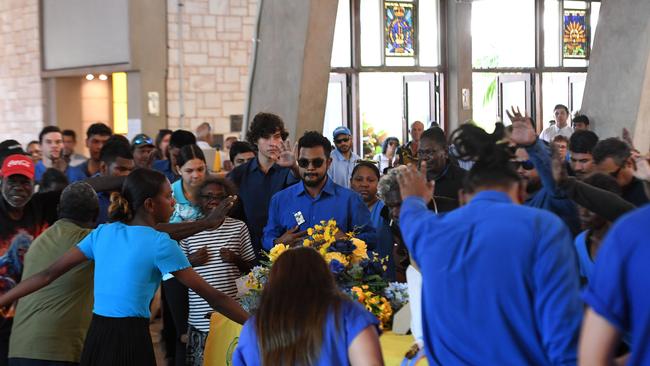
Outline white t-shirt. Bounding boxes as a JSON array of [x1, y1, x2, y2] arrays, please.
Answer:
[[180, 217, 255, 332], [539, 124, 573, 143]]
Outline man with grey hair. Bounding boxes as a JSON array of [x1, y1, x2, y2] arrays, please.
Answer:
[[9, 182, 99, 365]]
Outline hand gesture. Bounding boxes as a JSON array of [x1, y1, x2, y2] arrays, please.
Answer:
[[219, 248, 240, 264], [551, 144, 568, 186], [275, 226, 308, 247], [622, 128, 634, 147], [277, 139, 297, 168], [396, 163, 434, 202], [506, 106, 536, 146], [51, 155, 68, 173], [189, 246, 209, 267], [204, 196, 237, 230]]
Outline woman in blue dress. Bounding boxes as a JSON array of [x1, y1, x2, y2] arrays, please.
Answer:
[[233, 246, 383, 366], [0, 168, 248, 366]]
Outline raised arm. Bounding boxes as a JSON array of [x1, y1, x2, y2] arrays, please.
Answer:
[[0, 247, 88, 308], [173, 267, 249, 324]]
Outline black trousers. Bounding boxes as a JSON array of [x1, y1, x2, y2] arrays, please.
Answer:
[[162, 278, 189, 366], [9, 359, 77, 366]]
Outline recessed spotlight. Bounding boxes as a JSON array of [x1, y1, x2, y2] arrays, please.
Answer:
[[99, 74, 108, 81], [85, 74, 94, 81]]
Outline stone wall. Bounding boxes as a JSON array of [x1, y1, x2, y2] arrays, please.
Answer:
[[0, 0, 44, 144], [166, 0, 258, 135]]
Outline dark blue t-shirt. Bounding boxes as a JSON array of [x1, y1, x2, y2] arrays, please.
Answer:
[[233, 300, 379, 366], [583, 205, 650, 365]]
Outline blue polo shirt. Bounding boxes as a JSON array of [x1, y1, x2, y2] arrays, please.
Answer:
[[228, 158, 299, 254], [233, 300, 379, 366], [153, 159, 180, 183], [525, 139, 581, 236], [400, 191, 582, 365], [262, 177, 377, 251], [34, 161, 87, 184], [583, 205, 650, 365]]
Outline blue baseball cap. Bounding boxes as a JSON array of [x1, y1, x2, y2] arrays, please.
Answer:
[[332, 126, 352, 139]]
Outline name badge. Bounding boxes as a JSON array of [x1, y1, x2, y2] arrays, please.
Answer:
[[293, 211, 305, 226]]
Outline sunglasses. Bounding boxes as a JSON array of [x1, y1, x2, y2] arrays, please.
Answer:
[[334, 137, 350, 144], [298, 158, 326, 168], [511, 160, 535, 171], [133, 136, 153, 146]]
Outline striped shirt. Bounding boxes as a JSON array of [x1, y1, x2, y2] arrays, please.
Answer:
[[180, 217, 255, 332]]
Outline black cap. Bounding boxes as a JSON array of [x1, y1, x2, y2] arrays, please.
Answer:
[[0, 140, 26, 166]]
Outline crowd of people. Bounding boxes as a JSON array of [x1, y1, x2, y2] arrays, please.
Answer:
[[0, 104, 648, 366]]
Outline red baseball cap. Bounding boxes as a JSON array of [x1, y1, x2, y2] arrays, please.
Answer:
[[1, 154, 35, 180]]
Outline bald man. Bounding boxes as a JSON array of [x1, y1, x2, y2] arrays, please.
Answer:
[[396, 121, 424, 166]]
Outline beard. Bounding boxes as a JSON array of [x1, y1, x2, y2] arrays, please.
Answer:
[[303, 172, 327, 187]]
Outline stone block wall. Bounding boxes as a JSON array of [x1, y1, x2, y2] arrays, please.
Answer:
[[0, 0, 44, 144], [166, 0, 258, 135]]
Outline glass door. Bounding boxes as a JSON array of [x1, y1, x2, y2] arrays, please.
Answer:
[[497, 74, 532, 124], [403, 74, 439, 142], [323, 73, 349, 141]]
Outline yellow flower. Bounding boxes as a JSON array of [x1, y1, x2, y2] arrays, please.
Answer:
[[307, 227, 314, 236], [324, 251, 349, 266], [303, 238, 313, 247], [268, 243, 289, 262], [350, 238, 368, 263]]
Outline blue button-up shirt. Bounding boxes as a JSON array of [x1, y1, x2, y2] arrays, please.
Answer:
[[327, 149, 360, 189], [262, 177, 377, 251], [525, 139, 580, 235], [228, 158, 299, 254], [400, 191, 582, 365], [34, 160, 86, 184], [153, 159, 180, 183]]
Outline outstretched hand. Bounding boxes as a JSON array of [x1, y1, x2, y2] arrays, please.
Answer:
[[396, 163, 434, 202], [551, 143, 568, 186], [204, 196, 237, 230], [506, 106, 536, 146], [277, 139, 297, 168]]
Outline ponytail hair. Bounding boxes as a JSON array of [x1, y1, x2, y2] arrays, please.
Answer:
[[450, 123, 520, 193], [107, 168, 168, 223]]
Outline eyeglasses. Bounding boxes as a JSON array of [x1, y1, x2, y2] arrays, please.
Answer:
[[297, 158, 325, 168], [200, 194, 227, 202], [334, 137, 350, 144], [510, 160, 535, 171]]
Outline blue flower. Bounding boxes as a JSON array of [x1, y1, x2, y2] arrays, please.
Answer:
[[329, 259, 346, 275], [328, 239, 355, 255], [361, 259, 384, 277]]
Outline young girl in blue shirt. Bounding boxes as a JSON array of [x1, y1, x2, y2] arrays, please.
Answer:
[[0, 168, 248, 366], [233, 246, 383, 366]]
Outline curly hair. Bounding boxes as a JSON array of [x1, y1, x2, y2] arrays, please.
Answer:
[[246, 113, 289, 144]]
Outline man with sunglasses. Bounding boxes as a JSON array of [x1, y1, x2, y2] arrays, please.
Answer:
[[263, 131, 376, 251], [131, 133, 156, 169], [593, 137, 649, 206], [508, 108, 581, 235], [327, 126, 360, 188]]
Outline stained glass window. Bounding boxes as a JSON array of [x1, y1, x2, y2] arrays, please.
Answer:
[[563, 9, 589, 59], [384, 2, 416, 58]]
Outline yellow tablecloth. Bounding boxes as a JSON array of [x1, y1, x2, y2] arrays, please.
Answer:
[[380, 331, 428, 366], [203, 313, 427, 366]]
